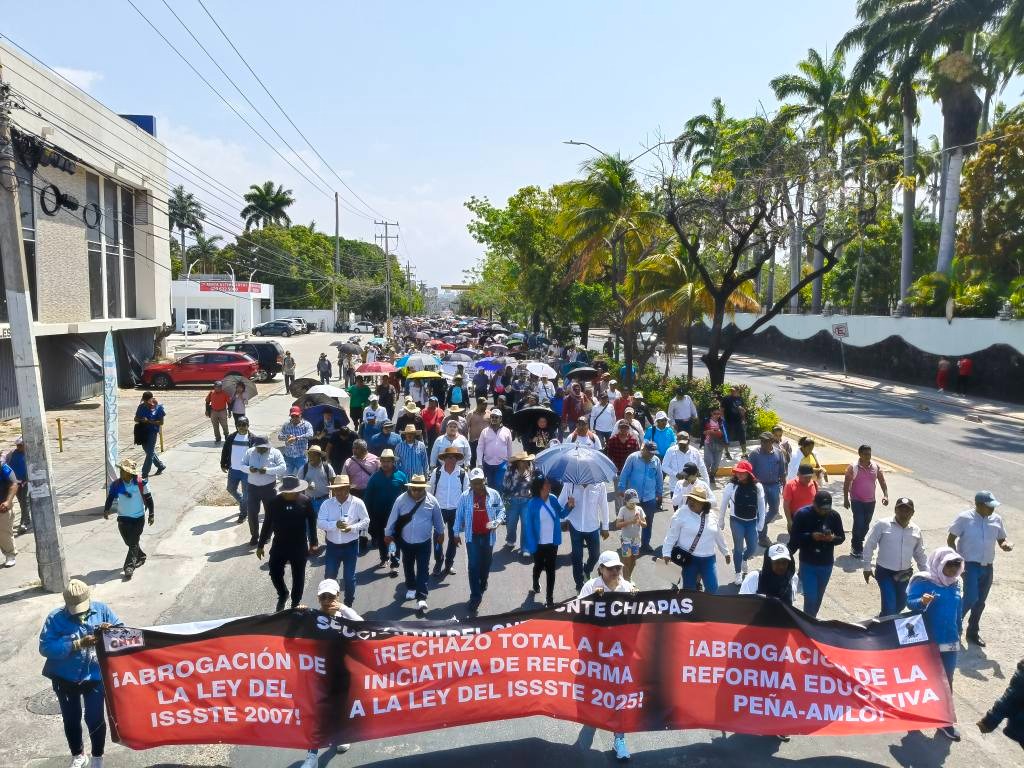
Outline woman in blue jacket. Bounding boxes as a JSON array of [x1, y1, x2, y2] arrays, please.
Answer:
[[907, 546, 964, 742], [521, 473, 574, 608], [39, 579, 121, 768]]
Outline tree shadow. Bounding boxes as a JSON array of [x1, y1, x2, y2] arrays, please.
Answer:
[[0, 582, 46, 606], [888, 729, 953, 768], [190, 514, 240, 536]]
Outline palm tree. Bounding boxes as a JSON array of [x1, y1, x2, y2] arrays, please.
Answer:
[[167, 185, 205, 257], [673, 97, 729, 175], [186, 234, 224, 274], [839, 0, 1005, 276], [559, 154, 663, 386], [770, 47, 850, 313], [241, 181, 295, 230]]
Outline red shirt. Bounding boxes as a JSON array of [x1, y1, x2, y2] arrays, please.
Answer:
[[958, 358, 973, 376], [783, 478, 818, 514], [421, 405, 444, 435], [207, 390, 231, 411], [605, 434, 639, 472], [471, 491, 489, 536], [613, 395, 628, 420]]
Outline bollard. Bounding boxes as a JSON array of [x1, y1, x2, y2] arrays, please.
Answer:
[[56, 417, 64, 453], [159, 427, 164, 453]]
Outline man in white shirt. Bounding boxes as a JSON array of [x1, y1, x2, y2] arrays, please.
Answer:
[[589, 391, 616, 443], [220, 415, 253, 523], [241, 435, 287, 547], [536, 377, 556, 402], [316, 476, 369, 606], [429, 447, 469, 576], [667, 387, 699, 435], [607, 380, 622, 404], [565, 416, 602, 449], [558, 480, 612, 591], [429, 420, 472, 470], [862, 497, 927, 617], [363, 393, 388, 425], [662, 432, 711, 489]]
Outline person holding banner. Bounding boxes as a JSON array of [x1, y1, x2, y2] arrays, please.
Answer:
[[739, 544, 798, 602], [256, 475, 319, 612], [907, 547, 965, 742], [39, 579, 121, 768], [577, 549, 638, 762], [661, 485, 729, 593], [522, 473, 574, 608], [384, 474, 445, 614], [453, 468, 506, 616]]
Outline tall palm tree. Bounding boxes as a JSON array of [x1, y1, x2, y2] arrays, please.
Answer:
[[167, 185, 205, 258], [770, 47, 850, 312], [186, 234, 224, 274], [673, 97, 729, 175], [839, 0, 1004, 276], [241, 181, 295, 230], [560, 154, 663, 385]]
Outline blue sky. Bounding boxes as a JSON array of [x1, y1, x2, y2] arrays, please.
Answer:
[[2, 1, 952, 284]]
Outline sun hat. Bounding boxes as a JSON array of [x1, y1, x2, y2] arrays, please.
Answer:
[[489, 408, 502, 417], [439, 446, 466, 460], [405, 474, 429, 488], [117, 458, 139, 475], [655, 411, 668, 421], [510, 450, 535, 462], [380, 449, 396, 460], [469, 467, 486, 482], [401, 424, 420, 436], [306, 445, 324, 455], [686, 485, 712, 505], [732, 460, 757, 480], [277, 475, 309, 495], [328, 475, 351, 488], [448, 405, 464, 413], [63, 579, 91, 615]]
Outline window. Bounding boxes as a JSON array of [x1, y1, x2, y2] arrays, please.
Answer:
[[0, 160, 39, 321], [121, 188, 136, 318], [104, 178, 121, 318], [86, 173, 103, 319]]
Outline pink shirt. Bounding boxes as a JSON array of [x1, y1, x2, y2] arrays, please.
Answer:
[[848, 462, 879, 502]]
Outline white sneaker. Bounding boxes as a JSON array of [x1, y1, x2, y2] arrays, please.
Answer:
[[734, 573, 744, 585], [301, 750, 318, 768], [741, 565, 748, 577], [417, 599, 428, 612], [90, 758, 104, 768], [405, 589, 416, 600], [336, 744, 351, 753], [68, 756, 88, 768], [3, 555, 15, 568]]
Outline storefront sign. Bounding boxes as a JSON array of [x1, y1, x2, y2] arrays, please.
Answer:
[[199, 281, 261, 294]]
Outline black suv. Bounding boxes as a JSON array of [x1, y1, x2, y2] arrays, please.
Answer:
[[218, 340, 286, 382]]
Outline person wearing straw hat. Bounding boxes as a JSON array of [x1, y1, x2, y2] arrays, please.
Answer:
[[317, 475, 369, 606], [720, 460, 766, 585], [501, 450, 536, 552], [430, 446, 469, 576], [661, 485, 730, 593], [39, 579, 122, 768], [453, 467, 506, 616], [257, 475, 319, 612], [364, 449, 407, 573], [395, 424, 429, 477], [396, 398, 425, 434], [384, 474, 445, 614], [102, 459, 154, 581], [441, 404, 468, 437]]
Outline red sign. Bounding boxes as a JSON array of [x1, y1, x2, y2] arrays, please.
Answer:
[[198, 281, 260, 293], [98, 593, 954, 750]]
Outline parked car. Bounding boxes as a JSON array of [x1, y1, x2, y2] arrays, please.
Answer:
[[279, 317, 310, 334], [182, 319, 208, 334], [252, 320, 295, 337], [142, 351, 259, 389], [219, 340, 285, 382], [352, 321, 375, 333]]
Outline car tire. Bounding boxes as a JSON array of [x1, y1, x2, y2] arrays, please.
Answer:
[[253, 330, 263, 336], [256, 370, 269, 382], [283, 330, 292, 337], [152, 374, 173, 389]]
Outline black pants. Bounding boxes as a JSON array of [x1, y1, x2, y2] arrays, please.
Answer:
[[52, 679, 106, 758], [268, 548, 308, 608], [957, 375, 970, 395], [470, 439, 479, 466], [532, 543, 558, 604], [117, 516, 146, 570], [434, 509, 458, 569], [246, 483, 278, 539]]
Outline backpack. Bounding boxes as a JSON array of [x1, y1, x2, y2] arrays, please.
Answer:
[[432, 466, 467, 494]]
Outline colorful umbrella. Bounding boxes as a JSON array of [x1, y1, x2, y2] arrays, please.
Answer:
[[406, 370, 443, 380], [535, 442, 618, 485], [397, 352, 442, 371], [301, 403, 351, 430], [474, 357, 505, 372], [356, 361, 397, 375]]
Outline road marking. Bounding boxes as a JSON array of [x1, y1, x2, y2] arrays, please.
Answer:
[[981, 452, 1024, 468]]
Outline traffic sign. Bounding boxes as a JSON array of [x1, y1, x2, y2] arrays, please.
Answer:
[[832, 323, 849, 338]]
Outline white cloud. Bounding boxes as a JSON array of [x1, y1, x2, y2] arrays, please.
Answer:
[[52, 67, 103, 93]]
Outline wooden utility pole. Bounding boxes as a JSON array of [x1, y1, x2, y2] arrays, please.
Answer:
[[0, 75, 67, 591]]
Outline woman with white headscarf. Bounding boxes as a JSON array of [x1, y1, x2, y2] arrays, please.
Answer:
[[907, 546, 965, 742]]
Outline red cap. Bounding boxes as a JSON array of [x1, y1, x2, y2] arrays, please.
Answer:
[[733, 460, 757, 480], [289, 406, 302, 416]]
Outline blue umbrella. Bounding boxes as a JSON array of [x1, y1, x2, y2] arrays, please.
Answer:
[[474, 357, 505, 372], [534, 443, 618, 486], [301, 404, 351, 430]]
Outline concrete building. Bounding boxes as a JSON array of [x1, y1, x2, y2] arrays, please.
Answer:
[[0, 42, 171, 418], [171, 276, 274, 334]]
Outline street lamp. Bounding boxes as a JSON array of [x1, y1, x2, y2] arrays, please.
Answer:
[[183, 260, 199, 342], [563, 139, 675, 166]]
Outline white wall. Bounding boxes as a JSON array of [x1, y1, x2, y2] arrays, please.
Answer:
[[710, 313, 1024, 356], [263, 308, 335, 330]]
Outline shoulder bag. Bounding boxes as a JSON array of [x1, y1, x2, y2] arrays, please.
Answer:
[[671, 512, 707, 568]]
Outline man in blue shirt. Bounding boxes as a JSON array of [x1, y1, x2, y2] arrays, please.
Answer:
[[617, 441, 663, 553], [453, 468, 506, 616], [643, 411, 675, 459], [0, 460, 19, 567], [384, 474, 444, 614], [747, 432, 787, 547], [102, 458, 155, 580], [6, 436, 29, 535], [368, 420, 401, 458], [134, 391, 166, 478]]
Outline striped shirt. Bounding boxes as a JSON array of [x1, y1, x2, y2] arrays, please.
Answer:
[[395, 439, 429, 477]]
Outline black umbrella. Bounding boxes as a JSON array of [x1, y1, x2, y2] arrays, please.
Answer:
[[445, 352, 474, 363], [331, 341, 362, 354], [289, 377, 320, 397], [509, 406, 559, 435], [565, 366, 600, 381], [455, 348, 480, 358], [292, 392, 337, 410]]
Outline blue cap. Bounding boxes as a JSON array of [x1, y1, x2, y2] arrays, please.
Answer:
[[975, 490, 1000, 508]]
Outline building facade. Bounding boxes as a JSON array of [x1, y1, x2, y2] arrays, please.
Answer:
[[0, 42, 171, 418], [171, 276, 274, 335]]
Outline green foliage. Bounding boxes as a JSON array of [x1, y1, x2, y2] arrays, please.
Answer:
[[241, 181, 295, 230], [905, 258, 1004, 318]]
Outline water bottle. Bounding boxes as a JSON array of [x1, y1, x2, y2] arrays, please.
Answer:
[[387, 541, 396, 559]]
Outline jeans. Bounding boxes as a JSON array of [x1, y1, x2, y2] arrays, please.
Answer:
[[704, 438, 725, 480], [569, 526, 601, 590], [483, 461, 507, 492], [52, 679, 106, 757], [226, 468, 247, 511], [117, 516, 146, 571], [729, 516, 759, 573], [284, 455, 305, 475], [399, 539, 432, 600], [434, 509, 458, 569], [140, 430, 164, 476], [466, 533, 494, 602], [324, 540, 359, 605], [875, 565, 910, 616], [246, 483, 278, 540], [532, 543, 558, 604], [470, 440, 479, 466], [760, 483, 781, 539], [674, 419, 694, 436], [640, 499, 659, 550], [798, 562, 833, 618], [850, 500, 876, 554], [962, 561, 994, 637], [268, 548, 307, 607], [940, 650, 958, 688], [284, 373, 295, 391], [682, 554, 719, 593], [505, 497, 528, 546]]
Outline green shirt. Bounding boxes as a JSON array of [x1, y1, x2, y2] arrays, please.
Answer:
[[348, 384, 372, 410]]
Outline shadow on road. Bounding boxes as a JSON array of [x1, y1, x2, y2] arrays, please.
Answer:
[[888, 729, 953, 767]]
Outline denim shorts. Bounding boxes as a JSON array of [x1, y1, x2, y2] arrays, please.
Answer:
[[620, 540, 641, 557]]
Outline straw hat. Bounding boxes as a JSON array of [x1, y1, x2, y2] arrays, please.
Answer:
[[685, 485, 712, 505], [328, 475, 351, 489], [438, 446, 465, 460], [405, 474, 429, 488], [510, 450, 535, 463], [401, 424, 420, 436], [117, 458, 139, 476]]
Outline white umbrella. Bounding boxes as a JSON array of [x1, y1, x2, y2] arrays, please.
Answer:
[[306, 384, 351, 406], [526, 361, 557, 379]]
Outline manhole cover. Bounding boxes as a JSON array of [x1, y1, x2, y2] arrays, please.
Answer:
[[26, 687, 61, 716]]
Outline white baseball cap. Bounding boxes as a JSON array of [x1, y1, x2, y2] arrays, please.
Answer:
[[597, 550, 623, 569], [469, 467, 485, 482], [317, 579, 341, 596], [767, 544, 792, 561]]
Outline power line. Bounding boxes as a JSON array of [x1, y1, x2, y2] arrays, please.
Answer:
[[194, 0, 388, 221]]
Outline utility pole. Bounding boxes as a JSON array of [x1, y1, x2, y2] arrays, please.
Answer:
[[374, 220, 398, 338], [0, 76, 67, 591], [333, 193, 340, 330], [406, 260, 413, 313]]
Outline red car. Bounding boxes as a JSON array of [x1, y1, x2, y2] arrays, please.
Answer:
[[142, 351, 259, 388]]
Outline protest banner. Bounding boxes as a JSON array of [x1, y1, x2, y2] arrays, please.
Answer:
[[97, 592, 953, 750]]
